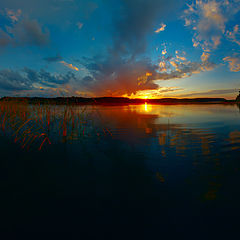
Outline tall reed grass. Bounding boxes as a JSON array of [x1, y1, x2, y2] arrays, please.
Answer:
[[0, 98, 111, 150]]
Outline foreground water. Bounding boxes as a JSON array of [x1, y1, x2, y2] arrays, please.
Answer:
[[1, 103, 240, 239]]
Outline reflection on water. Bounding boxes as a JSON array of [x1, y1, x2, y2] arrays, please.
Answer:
[[1, 103, 240, 238]]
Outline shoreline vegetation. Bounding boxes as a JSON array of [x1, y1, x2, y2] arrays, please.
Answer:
[[0, 96, 238, 105], [0, 98, 106, 151]]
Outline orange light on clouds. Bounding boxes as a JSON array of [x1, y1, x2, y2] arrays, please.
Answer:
[[59, 61, 79, 71]]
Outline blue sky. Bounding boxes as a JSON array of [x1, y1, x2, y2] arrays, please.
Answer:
[[0, 0, 240, 99]]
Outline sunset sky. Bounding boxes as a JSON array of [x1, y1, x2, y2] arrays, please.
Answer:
[[0, 0, 240, 99]]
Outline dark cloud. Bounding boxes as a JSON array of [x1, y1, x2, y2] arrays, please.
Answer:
[[43, 54, 63, 62], [24, 68, 75, 86], [7, 18, 49, 46], [0, 18, 49, 48], [82, 53, 215, 96], [112, 0, 175, 56], [80, 0, 214, 97], [0, 69, 32, 91], [0, 68, 75, 94], [82, 57, 159, 96], [79, 0, 183, 96]]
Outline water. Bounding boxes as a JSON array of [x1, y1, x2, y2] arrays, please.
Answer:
[[1, 103, 240, 239]]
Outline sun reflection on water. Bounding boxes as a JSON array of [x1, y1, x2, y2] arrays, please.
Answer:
[[144, 102, 148, 112]]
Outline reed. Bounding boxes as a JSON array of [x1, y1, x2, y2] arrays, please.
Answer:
[[0, 98, 112, 150]]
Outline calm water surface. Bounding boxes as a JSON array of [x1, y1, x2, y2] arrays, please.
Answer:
[[1, 104, 240, 239]]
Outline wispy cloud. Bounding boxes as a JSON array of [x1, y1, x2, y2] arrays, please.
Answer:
[[223, 56, 240, 72], [155, 23, 166, 33], [60, 61, 79, 71], [129, 87, 183, 98], [201, 52, 210, 62], [177, 89, 237, 97], [226, 24, 240, 46]]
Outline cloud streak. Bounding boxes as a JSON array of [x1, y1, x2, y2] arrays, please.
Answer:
[[155, 23, 166, 33], [177, 88, 237, 97], [60, 61, 79, 71]]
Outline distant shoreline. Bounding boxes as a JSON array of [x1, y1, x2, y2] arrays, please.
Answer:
[[0, 96, 238, 105]]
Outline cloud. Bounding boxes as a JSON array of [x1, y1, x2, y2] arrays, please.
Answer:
[[155, 52, 215, 77], [0, 68, 76, 95], [8, 18, 50, 46], [111, 0, 174, 56], [44, 56, 80, 72], [155, 23, 166, 33], [0, 69, 32, 91], [130, 87, 183, 98], [31, 69, 76, 86], [223, 56, 240, 72], [176, 51, 187, 61], [226, 24, 240, 46], [78, 0, 216, 97], [182, 0, 240, 52], [81, 57, 159, 96], [153, 59, 215, 80], [162, 48, 167, 55], [5, 8, 22, 22], [59, 61, 79, 71], [77, 0, 185, 96], [82, 76, 94, 82], [43, 54, 63, 62], [177, 88, 237, 97], [81, 51, 215, 96], [0, 17, 50, 47], [201, 52, 210, 62]]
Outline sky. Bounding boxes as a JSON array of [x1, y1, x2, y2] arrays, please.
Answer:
[[0, 0, 240, 99]]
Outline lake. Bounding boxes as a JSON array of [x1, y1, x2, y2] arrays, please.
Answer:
[[1, 103, 240, 239]]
